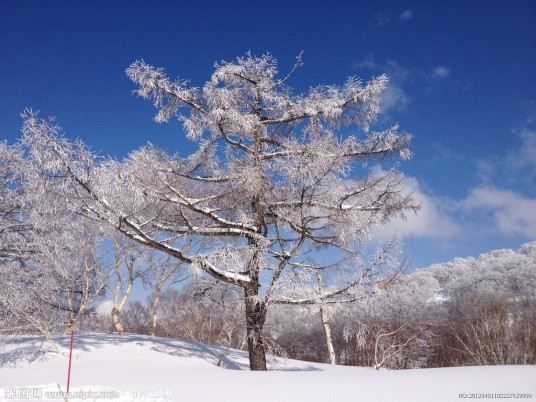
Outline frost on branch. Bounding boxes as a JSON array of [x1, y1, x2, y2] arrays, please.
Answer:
[[125, 53, 411, 152], [24, 53, 418, 370], [1, 134, 108, 345]]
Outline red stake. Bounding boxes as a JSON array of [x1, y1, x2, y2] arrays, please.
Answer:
[[66, 330, 74, 396]]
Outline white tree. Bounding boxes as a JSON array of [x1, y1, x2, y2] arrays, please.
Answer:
[[425, 241, 536, 366], [33, 213, 107, 334], [21, 53, 417, 370], [425, 241, 536, 302], [0, 141, 33, 268], [342, 268, 441, 369], [144, 252, 189, 336], [176, 279, 248, 366], [273, 238, 407, 365], [1, 140, 107, 349], [107, 232, 150, 335], [1, 140, 63, 347]]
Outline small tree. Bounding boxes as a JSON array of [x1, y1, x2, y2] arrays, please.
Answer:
[[108, 233, 149, 335], [144, 252, 189, 336], [0, 141, 32, 265], [1, 140, 107, 350], [169, 279, 247, 364], [150, 287, 183, 338], [342, 267, 440, 369], [39, 215, 107, 335], [122, 300, 152, 335], [449, 292, 536, 366], [26, 182, 108, 334], [0, 141, 34, 335], [22, 53, 417, 370]]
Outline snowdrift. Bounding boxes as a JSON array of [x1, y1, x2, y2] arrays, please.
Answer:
[[1, 332, 534, 401]]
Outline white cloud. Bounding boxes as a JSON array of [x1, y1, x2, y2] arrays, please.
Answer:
[[400, 10, 413, 20], [353, 54, 378, 71], [370, 60, 411, 114], [373, 120, 536, 249], [455, 124, 536, 239], [508, 128, 536, 173], [371, 11, 391, 27], [476, 158, 498, 183], [384, 60, 410, 80], [380, 82, 410, 113], [96, 300, 114, 316], [432, 66, 450, 79], [476, 126, 536, 186], [372, 175, 536, 244], [372, 171, 461, 241], [461, 186, 536, 238], [372, 170, 536, 244]]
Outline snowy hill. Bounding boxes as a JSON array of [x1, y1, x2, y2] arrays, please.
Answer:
[[1, 332, 534, 402]]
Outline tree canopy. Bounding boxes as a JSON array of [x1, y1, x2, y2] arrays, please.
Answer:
[[20, 53, 417, 370]]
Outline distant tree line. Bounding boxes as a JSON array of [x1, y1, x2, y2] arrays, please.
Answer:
[[87, 241, 536, 368]]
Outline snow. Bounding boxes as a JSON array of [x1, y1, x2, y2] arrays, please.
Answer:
[[1, 332, 534, 402]]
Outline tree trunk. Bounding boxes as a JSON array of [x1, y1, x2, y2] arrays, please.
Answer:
[[320, 305, 337, 364], [110, 250, 136, 335], [111, 307, 125, 335], [150, 283, 163, 336], [316, 272, 336, 364], [244, 287, 268, 371]]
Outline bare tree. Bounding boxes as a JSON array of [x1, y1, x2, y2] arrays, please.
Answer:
[[267, 304, 329, 363], [108, 233, 149, 334], [21, 53, 417, 370], [144, 253, 189, 336], [448, 292, 536, 366], [121, 300, 152, 335], [192, 280, 248, 365], [317, 276, 337, 365], [150, 287, 183, 338], [164, 280, 246, 351]]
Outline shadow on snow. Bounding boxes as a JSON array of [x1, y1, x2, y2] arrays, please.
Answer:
[[0, 332, 320, 371]]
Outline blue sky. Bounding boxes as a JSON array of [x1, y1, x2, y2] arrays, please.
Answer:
[[1, 1, 535, 269]]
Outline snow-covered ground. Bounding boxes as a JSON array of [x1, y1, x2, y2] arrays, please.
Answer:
[[1, 332, 534, 402]]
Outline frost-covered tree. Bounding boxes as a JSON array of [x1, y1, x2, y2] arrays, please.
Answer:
[[107, 233, 151, 335], [296, 242, 407, 365], [21, 53, 417, 370], [425, 241, 536, 302], [0, 141, 33, 266], [341, 268, 441, 369], [431, 243, 536, 366], [0, 142, 30, 336], [174, 279, 248, 365], [399, 241, 536, 367], [33, 213, 107, 334], [1, 139, 107, 347], [1, 140, 64, 341], [144, 251, 190, 337]]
